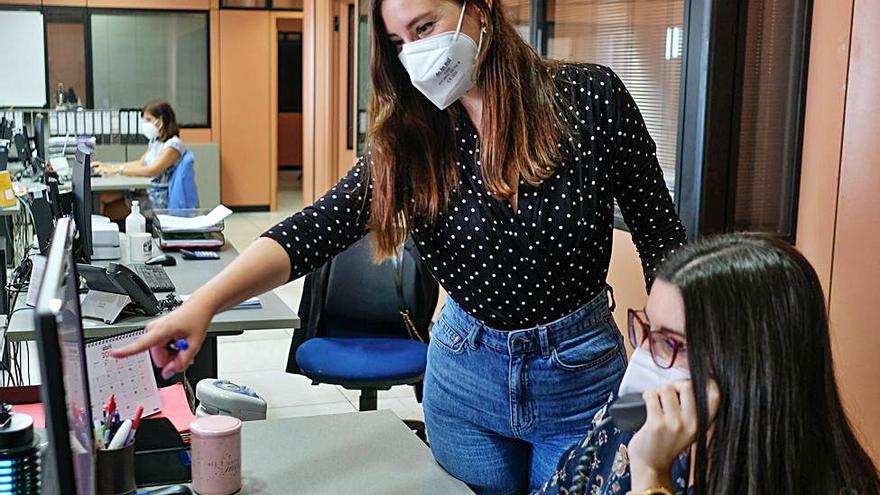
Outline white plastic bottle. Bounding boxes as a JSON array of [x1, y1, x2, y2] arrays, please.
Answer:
[[125, 200, 146, 235], [126, 201, 149, 261]]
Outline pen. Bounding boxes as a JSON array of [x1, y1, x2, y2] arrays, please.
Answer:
[[166, 338, 189, 352], [106, 394, 116, 418], [108, 420, 132, 450], [127, 405, 144, 445]]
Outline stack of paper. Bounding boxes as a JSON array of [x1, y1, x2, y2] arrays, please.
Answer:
[[156, 205, 233, 233]]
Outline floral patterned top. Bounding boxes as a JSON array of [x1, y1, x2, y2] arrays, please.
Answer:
[[532, 397, 692, 495]]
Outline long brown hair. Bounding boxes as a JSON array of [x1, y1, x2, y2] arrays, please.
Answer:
[[142, 100, 180, 143], [367, 0, 568, 258]]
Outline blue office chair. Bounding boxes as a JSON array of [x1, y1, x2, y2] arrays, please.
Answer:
[[287, 234, 438, 437], [167, 150, 199, 209]]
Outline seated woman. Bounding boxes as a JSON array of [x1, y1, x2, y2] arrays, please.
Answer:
[[92, 100, 187, 217], [534, 234, 880, 495]]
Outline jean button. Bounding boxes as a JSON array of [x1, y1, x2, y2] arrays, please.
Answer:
[[453, 335, 461, 343]]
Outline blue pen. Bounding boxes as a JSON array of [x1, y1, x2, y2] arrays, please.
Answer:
[[166, 338, 189, 352], [111, 411, 121, 438]]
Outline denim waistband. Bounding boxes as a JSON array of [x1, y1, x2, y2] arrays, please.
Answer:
[[439, 288, 616, 356]]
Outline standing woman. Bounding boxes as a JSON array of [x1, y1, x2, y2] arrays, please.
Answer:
[[115, 1, 686, 493], [92, 100, 186, 216]]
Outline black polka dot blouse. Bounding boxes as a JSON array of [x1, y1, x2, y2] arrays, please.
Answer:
[[263, 64, 687, 330]]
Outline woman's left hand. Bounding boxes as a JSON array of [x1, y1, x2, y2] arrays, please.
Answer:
[[627, 380, 720, 491], [93, 163, 121, 176]]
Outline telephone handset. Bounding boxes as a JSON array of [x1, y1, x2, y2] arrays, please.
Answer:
[[608, 394, 648, 432], [77, 263, 161, 316]]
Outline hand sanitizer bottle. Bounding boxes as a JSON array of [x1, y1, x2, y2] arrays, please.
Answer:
[[126, 201, 149, 262], [125, 200, 146, 235]]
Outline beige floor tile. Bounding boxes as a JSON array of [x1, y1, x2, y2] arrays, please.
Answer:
[[221, 369, 349, 408]]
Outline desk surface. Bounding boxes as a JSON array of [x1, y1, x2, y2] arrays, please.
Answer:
[[5, 241, 299, 342], [90, 174, 152, 191], [15, 173, 152, 193], [232, 411, 472, 495]]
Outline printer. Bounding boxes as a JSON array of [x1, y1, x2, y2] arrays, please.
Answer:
[[92, 214, 121, 260]]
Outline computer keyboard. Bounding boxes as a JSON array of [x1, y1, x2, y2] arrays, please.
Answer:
[[129, 263, 176, 292]]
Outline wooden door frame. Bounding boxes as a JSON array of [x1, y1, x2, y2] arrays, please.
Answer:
[[302, 0, 355, 205], [270, 9, 304, 211], [335, 0, 357, 181]]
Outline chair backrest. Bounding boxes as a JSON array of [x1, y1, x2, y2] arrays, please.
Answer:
[[167, 150, 199, 209], [287, 234, 439, 373], [324, 236, 426, 337]]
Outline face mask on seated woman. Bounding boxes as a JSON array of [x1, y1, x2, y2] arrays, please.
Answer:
[[533, 234, 880, 495]]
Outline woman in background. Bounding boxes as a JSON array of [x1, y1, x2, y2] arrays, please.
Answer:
[[535, 234, 880, 495], [93, 100, 186, 217]]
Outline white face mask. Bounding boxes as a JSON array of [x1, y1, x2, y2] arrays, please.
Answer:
[[398, 1, 485, 110], [617, 347, 691, 397], [141, 120, 160, 141]]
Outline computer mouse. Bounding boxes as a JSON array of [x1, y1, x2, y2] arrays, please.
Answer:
[[145, 253, 177, 266]]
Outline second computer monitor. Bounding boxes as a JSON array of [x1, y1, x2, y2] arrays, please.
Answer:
[[13, 127, 32, 169], [33, 114, 47, 167], [29, 186, 55, 255], [72, 144, 93, 263]]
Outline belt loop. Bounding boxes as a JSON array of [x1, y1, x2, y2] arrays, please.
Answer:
[[467, 321, 482, 350], [537, 326, 551, 359], [606, 284, 617, 312]]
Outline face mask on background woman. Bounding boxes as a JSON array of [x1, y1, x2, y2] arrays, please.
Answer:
[[141, 120, 160, 141]]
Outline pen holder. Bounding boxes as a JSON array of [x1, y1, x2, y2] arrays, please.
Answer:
[[96, 443, 137, 495]]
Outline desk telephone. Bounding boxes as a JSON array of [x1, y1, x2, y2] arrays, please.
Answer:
[[78, 262, 161, 316]]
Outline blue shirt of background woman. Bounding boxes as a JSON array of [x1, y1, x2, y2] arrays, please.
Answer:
[[142, 134, 185, 209]]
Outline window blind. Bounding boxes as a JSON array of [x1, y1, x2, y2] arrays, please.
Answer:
[[543, 0, 685, 199], [732, 0, 802, 236]]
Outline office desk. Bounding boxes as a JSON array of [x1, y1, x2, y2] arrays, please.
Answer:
[[90, 174, 152, 192], [15, 174, 151, 193], [210, 411, 472, 495], [5, 242, 297, 341], [33, 411, 472, 494], [5, 241, 299, 388]]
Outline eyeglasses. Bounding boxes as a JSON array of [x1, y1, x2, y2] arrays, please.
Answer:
[[627, 309, 687, 369]]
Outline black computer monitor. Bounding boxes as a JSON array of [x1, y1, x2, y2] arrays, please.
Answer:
[[29, 186, 55, 255], [72, 144, 92, 263], [0, 117, 11, 141], [33, 216, 96, 495], [34, 114, 47, 164], [13, 128, 32, 169], [0, 143, 7, 172]]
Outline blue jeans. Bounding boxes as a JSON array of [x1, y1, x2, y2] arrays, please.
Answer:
[[423, 291, 627, 495]]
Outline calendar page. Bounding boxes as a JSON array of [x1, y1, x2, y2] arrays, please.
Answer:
[[85, 329, 162, 420]]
